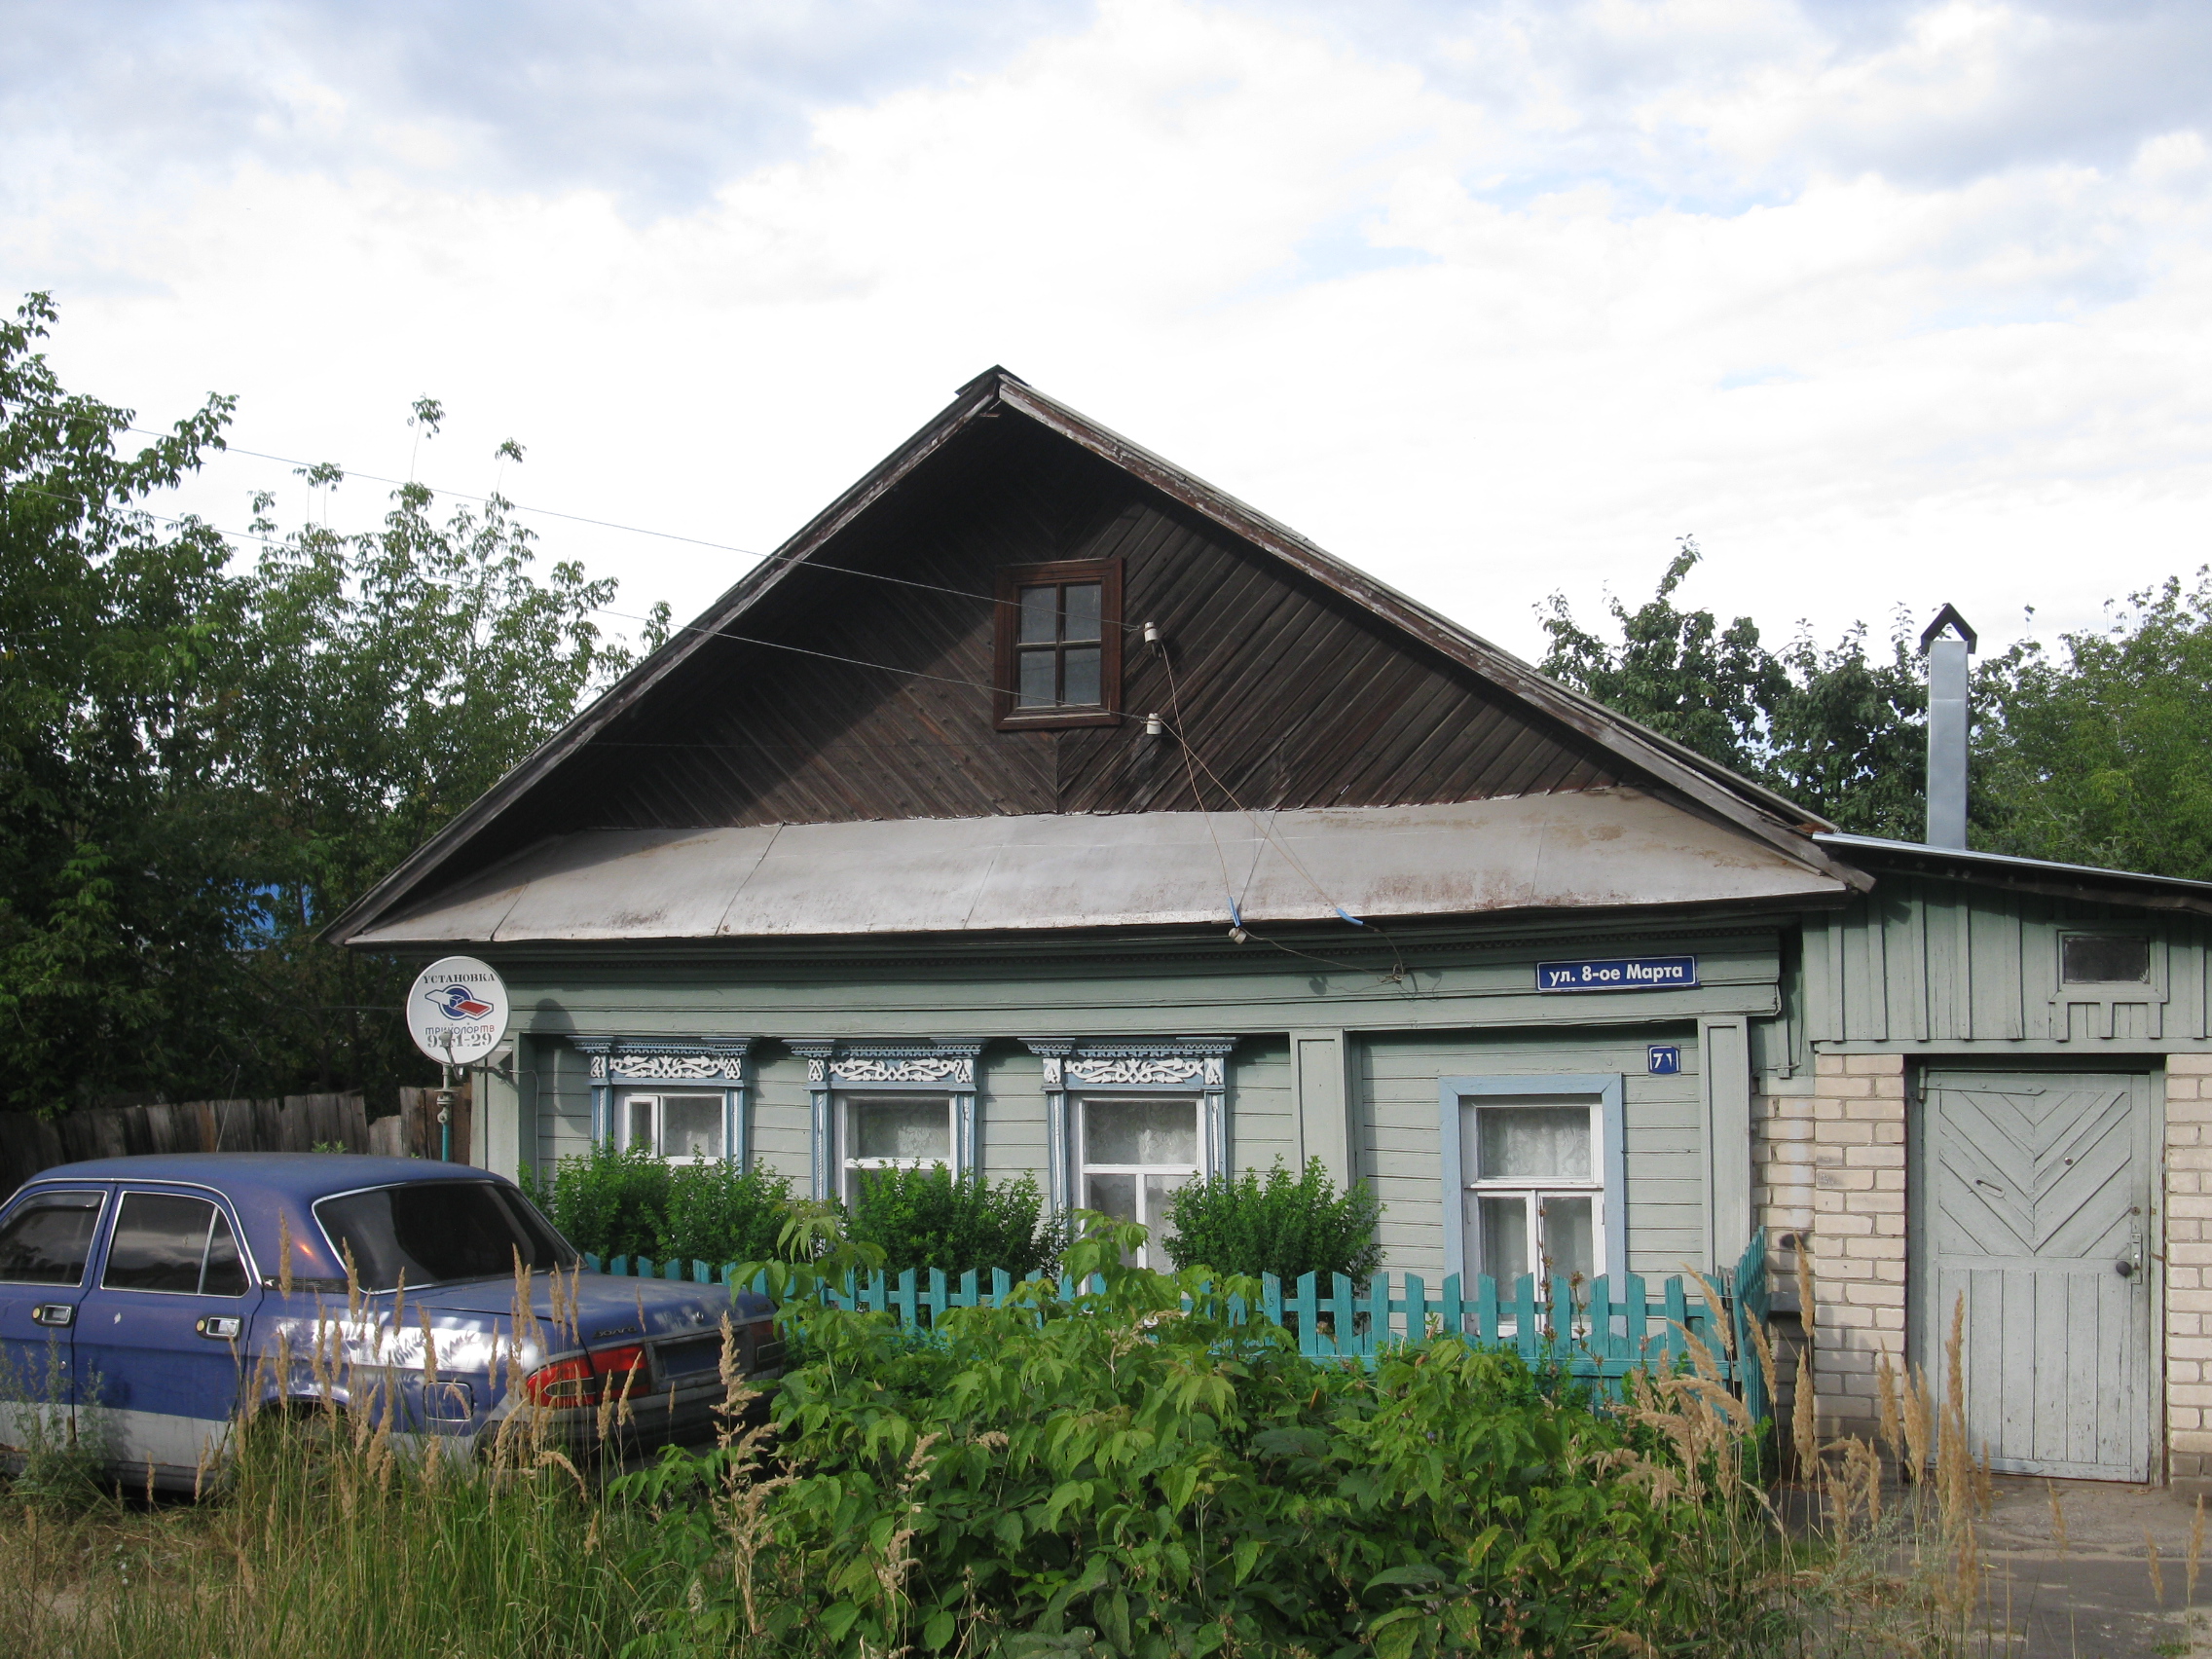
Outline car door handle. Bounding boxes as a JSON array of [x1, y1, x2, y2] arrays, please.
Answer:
[[31, 1304, 74, 1327], [196, 1315, 241, 1340]]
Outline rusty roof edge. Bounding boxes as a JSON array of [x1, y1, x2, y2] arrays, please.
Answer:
[[323, 374, 1011, 946], [992, 379, 1854, 876]]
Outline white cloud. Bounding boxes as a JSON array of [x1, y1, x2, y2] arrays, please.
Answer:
[[8, 0, 2212, 668]]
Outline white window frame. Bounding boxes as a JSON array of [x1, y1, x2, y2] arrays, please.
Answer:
[[838, 1093, 958, 1206], [1439, 1074, 1627, 1294], [619, 1090, 732, 1166], [1075, 1094, 1204, 1269]]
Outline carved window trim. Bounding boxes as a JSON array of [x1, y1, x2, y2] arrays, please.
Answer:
[[793, 1040, 984, 1201], [572, 1037, 755, 1169], [1024, 1037, 1235, 1216]]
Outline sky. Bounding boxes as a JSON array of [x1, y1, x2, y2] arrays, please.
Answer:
[[7, 0, 2212, 665]]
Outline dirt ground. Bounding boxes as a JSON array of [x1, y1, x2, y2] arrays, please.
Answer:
[[1972, 1475, 2212, 1657]]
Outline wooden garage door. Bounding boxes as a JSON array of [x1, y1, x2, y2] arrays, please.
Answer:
[[1919, 1070, 2153, 1481]]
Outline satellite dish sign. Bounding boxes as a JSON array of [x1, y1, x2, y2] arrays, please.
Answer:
[[405, 956, 510, 1065]]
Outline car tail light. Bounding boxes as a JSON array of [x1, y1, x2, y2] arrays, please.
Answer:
[[523, 1344, 650, 1409], [592, 1344, 647, 1396], [524, 1355, 597, 1407]]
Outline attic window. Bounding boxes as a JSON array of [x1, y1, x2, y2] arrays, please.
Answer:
[[2061, 934, 2152, 985], [994, 559, 1123, 728]]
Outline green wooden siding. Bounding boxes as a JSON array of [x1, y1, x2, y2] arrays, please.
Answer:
[[1355, 1028, 1705, 1282], [1803, 877, 2212, 1051]]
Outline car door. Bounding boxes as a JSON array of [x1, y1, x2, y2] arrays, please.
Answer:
[[74, 1185, 262, 1486], [0, 1186, 109, 1454]]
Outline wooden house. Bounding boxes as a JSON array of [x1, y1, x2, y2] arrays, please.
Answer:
[[331, 368, 2212, 1484]]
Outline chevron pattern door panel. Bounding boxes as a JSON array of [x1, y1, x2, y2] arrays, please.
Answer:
[[1921, 1071, 2152, 1480]]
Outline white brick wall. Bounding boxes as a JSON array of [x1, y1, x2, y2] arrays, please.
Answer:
[[2169, 1056, 2212, 1478], [1806, 1052, 1906, 1439]]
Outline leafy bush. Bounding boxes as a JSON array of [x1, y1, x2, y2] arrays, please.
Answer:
[[846, 1164, 1060, 1277], [524, 1142, 671, 1260], [523, 1144, 792, 1268], [617, 1214, 1773, 1659], [1161, 1156, 1383, 1282], [662, 1160, 795, 1268]]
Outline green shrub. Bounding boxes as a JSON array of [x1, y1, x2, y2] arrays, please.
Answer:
[[1161, 1155, 1383, 1282], [524, 1145, 793, 1267], [523, 1141, 671, 1260], [660, 1160, 793, 1268], [845, 1164, 1060, 1277]]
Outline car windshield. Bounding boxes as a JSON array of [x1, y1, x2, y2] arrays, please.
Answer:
[[313, 1182, 574, 1291]]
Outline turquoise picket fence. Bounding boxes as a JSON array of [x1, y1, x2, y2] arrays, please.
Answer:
[[584, 1226, 1773, 1421]]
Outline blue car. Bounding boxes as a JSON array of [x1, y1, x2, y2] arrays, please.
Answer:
[[0, 1154, 783, 1490]]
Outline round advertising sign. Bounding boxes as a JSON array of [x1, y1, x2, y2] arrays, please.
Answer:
[[404, 955, 511, 1065]]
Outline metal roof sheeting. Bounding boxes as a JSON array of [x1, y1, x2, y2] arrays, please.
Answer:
[[349, 790, 1849, 946]]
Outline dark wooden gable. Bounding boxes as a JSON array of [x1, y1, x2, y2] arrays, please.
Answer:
[[459, 416, 1640, 865]]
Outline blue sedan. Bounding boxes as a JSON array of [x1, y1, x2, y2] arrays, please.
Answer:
[[0, 1154, 782, 1490]]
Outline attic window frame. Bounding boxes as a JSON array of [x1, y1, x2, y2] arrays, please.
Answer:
[[993, 559, 1124, 729]]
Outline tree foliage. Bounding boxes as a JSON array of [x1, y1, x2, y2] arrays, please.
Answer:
[[1542, 544, 2212, 878], [1539, 538, 1929, 839], [0, 293, 664, 1109], [1975, 572, 2212, 881]]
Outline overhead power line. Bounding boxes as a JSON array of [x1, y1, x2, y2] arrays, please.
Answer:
[[9, 403, 1148, 627]]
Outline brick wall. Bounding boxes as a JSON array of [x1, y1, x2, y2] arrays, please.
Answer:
[[1807, 1052, 1907, 1438], [2168, 1055, 2212, 1478]]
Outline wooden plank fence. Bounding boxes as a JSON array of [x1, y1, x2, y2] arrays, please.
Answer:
[[0, 1092, 372, 1197], [586, 1227, 1774, 1420]]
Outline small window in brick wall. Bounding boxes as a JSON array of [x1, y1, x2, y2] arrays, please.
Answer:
[[2061, 934, 2152, 985]]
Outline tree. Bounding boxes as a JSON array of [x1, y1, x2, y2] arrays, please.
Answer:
[[1536, 537, 1781, 778], [1538, 540, 1930, 837], [234, 443, 669, 1103], [0, 293, 255, 1108], [1976, 573, 2212, 881], [0, 292, 667, 1109]]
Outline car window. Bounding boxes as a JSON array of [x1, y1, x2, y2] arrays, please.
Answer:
[[203, 1208, 248, 1297], [104, 1192, 233, 1295], [313, 1182, 573, 1291], [0, 1191, 105, 1286]]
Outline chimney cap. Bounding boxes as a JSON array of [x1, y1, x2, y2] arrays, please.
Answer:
[[1919, 603, 1977, 653]]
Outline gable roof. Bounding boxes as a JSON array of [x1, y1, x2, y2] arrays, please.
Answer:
[[328, 369, 1868, 948]]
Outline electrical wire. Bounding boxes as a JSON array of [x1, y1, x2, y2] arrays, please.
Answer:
[[7, 401, 1153, 628], [6, 479, 1008, 695]]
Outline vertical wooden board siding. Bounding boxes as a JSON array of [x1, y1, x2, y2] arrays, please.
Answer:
[[1228, 1038, 1297, 1173], [1967, 886, 2026, 1040], [534, 1036, 593, 1172], [748, 1048, 816, 1192], [978, 1047, 1050, 1186], [1801, 877, 2195, 1051], [1355, 1029, 1705, 1281]]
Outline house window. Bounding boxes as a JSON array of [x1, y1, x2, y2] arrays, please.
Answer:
[[1463, 1102, 1604, 1288], [994, 559, 1123, 727], [841, 1095, 955, 1203], [1078, 1097, 1199, 1268], [622, 1092, 726, 1163], [2061, 934, 2152, 985]]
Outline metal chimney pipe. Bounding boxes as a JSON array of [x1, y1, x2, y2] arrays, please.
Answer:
[[1919, 605, 1977, 849]]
